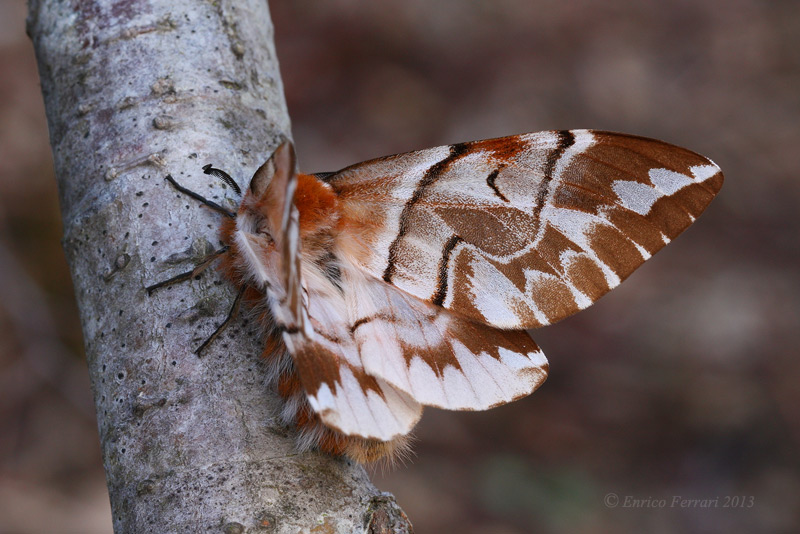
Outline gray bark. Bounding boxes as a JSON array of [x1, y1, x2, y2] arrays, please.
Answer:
[[27, 0, 412, 532]]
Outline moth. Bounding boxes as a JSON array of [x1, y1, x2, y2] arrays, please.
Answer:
[[149, 130, 723, 463]]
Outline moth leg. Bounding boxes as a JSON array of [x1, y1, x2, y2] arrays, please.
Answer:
[[164, 174, 236, 218], [145, 246, 229, 294], [195, 285, 246, 356]]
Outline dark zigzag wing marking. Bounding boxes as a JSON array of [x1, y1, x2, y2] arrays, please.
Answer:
[[432, 234, 464, 306], [532, 130, 575, 226], [382, 143, 470, 283], [486, 168, 508, 202]]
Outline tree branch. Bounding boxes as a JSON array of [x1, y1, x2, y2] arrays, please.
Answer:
[[28, 0, 412, 531]]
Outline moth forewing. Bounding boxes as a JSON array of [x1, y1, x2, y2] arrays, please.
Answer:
[[327, 130, 723, 331]]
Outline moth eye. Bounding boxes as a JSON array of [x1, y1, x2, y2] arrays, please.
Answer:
[[256, 225, 276, 245], [254, 221, 269, 235]]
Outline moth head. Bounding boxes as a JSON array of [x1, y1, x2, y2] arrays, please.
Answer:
[[240, 140, 298, 243], [249, 140, 296, 198], [232, 140, 301, 300]]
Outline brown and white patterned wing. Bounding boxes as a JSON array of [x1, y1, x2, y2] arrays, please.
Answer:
[[281, 269, 423, 441], [284, 257, 547, 437], [326, 130, 723, 329], [341, 263, 549, 410]]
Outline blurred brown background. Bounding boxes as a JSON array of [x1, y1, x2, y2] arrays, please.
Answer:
[[2, 0, 799, 532]]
